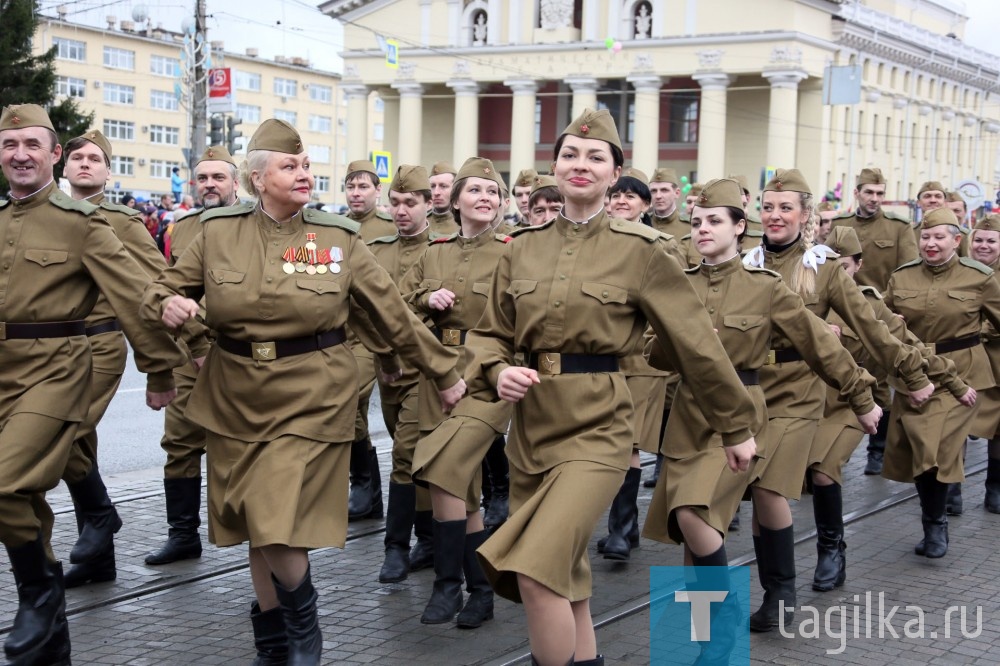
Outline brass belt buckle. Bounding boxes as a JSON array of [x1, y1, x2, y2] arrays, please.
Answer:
[[766, 350, 776, 365], [538, 352, 561, 375], [441, 329, 462, 346], [252, 341, 277, 361]]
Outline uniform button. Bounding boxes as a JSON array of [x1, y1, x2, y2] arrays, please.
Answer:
[[6, 241, 11, 246], [458, 277, 464, 282], [602, 291, 609, 298], [708, 307, 715, 314], [42, 255, 48, 262], [464, 257, 469, 262], [741, 319, 747, 326], [567, 250, 573, 255], [266, 277, 273, 283], [554, 301, 561, 307], [455, 298, 461, 304], [572, 227, 579, 233], [712, 287, 719, 292], [560, 274, 566, 280]]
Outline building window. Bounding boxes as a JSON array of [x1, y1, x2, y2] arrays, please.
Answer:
[[235, 70, 261, 92], [103, 84, 135, 105], [310, 85, 333, 103], [150, 125, 180, 145], [56, 76, 85, 99], [274, 109, 297, 124], [627, 101, 635, 142], [872, 113, 878, 151], [373, 123, 384, 141], [315, 176, 331, 194], [151, 90, 179, 111], [103, 119, 135, 141], [237, 104, 261, 123], [309, 145, 331, 164], [308, 115, 332, 133], [54, 38, 85, 61], [150, 160, 182, 179], [150, 55, 180, 77], [374, 98, 385, 113], [103, 46, 135, 70], [535, 99, 542, 143], [274, 78, 297, 98], [111, 155, 134, 176], [668, 93, 698, 143]]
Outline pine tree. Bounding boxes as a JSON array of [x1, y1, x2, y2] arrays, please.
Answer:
[[0, 0, 93, 187]]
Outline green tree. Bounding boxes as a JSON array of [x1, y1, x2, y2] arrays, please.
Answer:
[[0, 0, 93, 188]]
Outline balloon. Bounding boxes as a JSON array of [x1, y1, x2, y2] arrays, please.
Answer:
[[612, 42, 623, 53], [680, 176, 689, 183], [605, 36, 614, 48]]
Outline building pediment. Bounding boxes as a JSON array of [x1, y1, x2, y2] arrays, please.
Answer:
[[317, 0, 394, 21]]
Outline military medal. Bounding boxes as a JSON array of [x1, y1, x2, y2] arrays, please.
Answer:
[[305, 264, 317, 275], [316, 248, 330, 274], [315, 263, 328, 274], [282, 263, 295, 274], [305, 233, 318, 264], [281, 247, 296, 274], [329, 246, 343, 274]]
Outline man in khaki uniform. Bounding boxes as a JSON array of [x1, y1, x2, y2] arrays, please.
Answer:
[[368, 165, 438, 581], [526, 174, 563, 226], [511, 168, 538, 225], [345, 160, 396, 520], [145, 145, 239, 566], [0, 104, 182, 664], [428, 161, 459, 235], [58, 130, 185, 588], [727, 174, 763, 231], [648, 167, 684, 237]]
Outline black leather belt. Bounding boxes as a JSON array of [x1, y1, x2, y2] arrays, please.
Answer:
[[527, 352, 619, 375], [85, 320, 122, 337], [433, 327, 467, 346], [933, 334, 981, 354], [216, 328, 347, 361], [767, 348, 803, 364], [736, 369, 760, 386], [0, 320, 86, 340]]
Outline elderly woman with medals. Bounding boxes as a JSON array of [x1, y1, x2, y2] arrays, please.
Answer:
[[466, 109, 759, 666], [141, 119, 466, 665]]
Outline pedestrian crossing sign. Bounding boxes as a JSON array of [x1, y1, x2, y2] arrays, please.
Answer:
[[386, 39, 399, 69], [372, 151, 392, 183]]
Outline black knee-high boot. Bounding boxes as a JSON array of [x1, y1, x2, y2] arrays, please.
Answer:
[[601, 467, 642, 560], [811, 483, 846, 591], [748, 526, 795, 632]]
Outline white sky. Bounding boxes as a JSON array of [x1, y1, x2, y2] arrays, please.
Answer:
[[36, 0, 1000, 74]]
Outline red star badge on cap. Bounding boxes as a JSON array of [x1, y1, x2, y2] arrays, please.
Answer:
[[484, 168, 491, 175], [580, 124, 590, 134], [11, 116, 20, 125], [775, 181, 783, 190], [699, 194, 708, 204], [207, 149, 215, 158]]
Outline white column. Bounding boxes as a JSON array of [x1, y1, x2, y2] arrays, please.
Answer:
[[341, 83, 370, 162], [447, 79, 480, 164], [762, 69, 808, 169], [447, 0, 461, 46], [627, 74, 663, 173], [504, 78, 539, 174], [692, 73, 734, 180], [583, 1, 598, 41], [651, 0, 665, 37], [391, 82, 425, 166], [608, 0, 622, 40], [566, 76, 599, 120], [487, 0, 501, 45], [508, 0, 521, 43]]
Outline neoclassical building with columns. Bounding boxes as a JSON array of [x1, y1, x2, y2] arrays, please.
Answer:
[[320, 0, 1000, 201]]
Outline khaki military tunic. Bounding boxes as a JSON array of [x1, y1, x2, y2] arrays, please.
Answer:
[[650, 208, 687, 238], [882, 255, 1000, 482], [466, 211, 757, 603], [753, 239, 930, 499], [428, 209, 459, 236], [642, 256, 875, 545], [971, 257, 1000, 439], [141, 203, 460, 548], [0, 182, 185, 545], [830, 208, 918, 290]]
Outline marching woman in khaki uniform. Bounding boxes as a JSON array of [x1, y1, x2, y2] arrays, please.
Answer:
[[969, 216, 1000, 512], [142, 120, 466, 665], [404, 157, 513, 629], [742, 169, 936, 632], [808, 226, 969, 591], [466, 109, 759, 666], [883, 207, 998, 558]]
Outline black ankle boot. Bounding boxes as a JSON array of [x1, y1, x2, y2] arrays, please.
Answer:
[[348, 440, 383, 521], [644, 453, 664, 489], [603, 467, 641, 561], [272, 567, 322, 666], [145, 477, 203, 565], [409, 510, 435, 571], [749, 526, 795, 632], [916, 472, 949, 559], [946, 483, 963, 516], [66, 542, 116, 588], [812, 483, 846, 592], [5, 537, 68, 664], [421, 519, 465, 624], [483, 435, 509, 532], [456, 530, 494, 629], [379, 483, 415, 583], [864, 411, 889, 475], [67, 465, 122, 564], [985, 456, 1000, 514], [250, 601, 288, 666]]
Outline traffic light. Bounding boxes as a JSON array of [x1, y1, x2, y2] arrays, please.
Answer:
[[227, 116, 243, 155], [209, 115, 224, 146]]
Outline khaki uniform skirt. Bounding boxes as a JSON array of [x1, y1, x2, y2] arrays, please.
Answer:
[[412, 415, 491, 512], [809, 385, 865, 486], [627, 375, 668, 454], [206, 433, 350, 548], [969, 386, 1000, 440], [752, 416, 820, 500], [883, 391, 979, 484]]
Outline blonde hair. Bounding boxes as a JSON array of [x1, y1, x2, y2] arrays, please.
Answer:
[[791, 191, 817, 297], [238, 150, 273, 197]]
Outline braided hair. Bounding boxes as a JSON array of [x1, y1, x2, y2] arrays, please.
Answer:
[[790, 191, 817, 297]]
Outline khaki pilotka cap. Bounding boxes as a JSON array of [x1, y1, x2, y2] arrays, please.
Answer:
[[917, 180, 946, 196], [856, 168, 886, 186], [827, 226, 863, 257], [73, 129, 113, 161], [946, 191, 966, 204], [456, 156, 507, 191], [763, 168, 812, 195], [921, 207, 960, 228], [390, 165, 430, 193], [974, 215, 1000, 233], [514, 168, 538, 189], [622, 167, 649, 184], [248, 119, 303, 154], [0, 104, 55, 132], [694, 178, 744, 209], [430, 161, 456, 176], [345, 160, 378, 182], [198, 145, 236, 166], [727, 174, 750, 194], [687, 183, 704, 198], [530, 174, 558, 196], [560, 108, 623, 150], [651, 167, 678, 186]]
